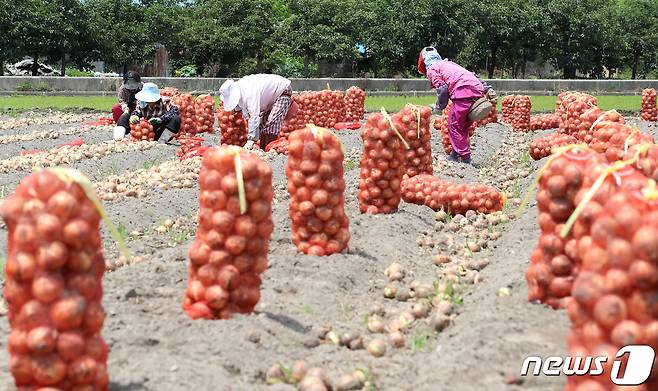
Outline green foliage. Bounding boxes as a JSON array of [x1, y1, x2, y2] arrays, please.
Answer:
[[66, 68, 94, 77], [174, 65, 197, 78], [3, 0, 658, 79]]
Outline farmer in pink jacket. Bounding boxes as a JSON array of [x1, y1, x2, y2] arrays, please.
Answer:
[[418, 47, 497, 164]]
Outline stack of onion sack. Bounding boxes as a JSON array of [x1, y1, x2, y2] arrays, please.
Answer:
[[511, 96, 531, 131], [286, 126, 350, 255], [575, 108, 624, 144], [130, 118, 155, 141], [557, 93, 598, 136], [160, 87, 180, 98], [1, 170, 109, 389], [173, 93, 197, 136], [358, 111, 408, 214], [528, 133, 578, 160], [642, 88, 657, 122], [530, 114, 560, 131], [526, 147, 606, 309], [401, 175, 504, 214], [217, 102, 248, 146], [176, 137, 204, 159], [565, 179, 658, 390], [401, 105, 433, 179], [183, 146, 274, 320], [194, 95, 216, 134], [625, 144, 658, 181], [501, 96, 516, 123], [344, 86, 366, 121], [313, 90, 345, 128], [589, 121, 654, 163], [281, 92, 318, 138], [433, 115, 453, 155]]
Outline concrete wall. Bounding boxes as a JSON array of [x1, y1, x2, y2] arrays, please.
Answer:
[[2, 76, 658, 96]]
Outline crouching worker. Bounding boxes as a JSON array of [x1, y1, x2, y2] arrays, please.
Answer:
[[112, 71, 143, 128], [114, 83, 181, 144], [218, 74, 297, 150]]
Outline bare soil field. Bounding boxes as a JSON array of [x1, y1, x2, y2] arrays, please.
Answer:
[[0, 111, 656, 391]]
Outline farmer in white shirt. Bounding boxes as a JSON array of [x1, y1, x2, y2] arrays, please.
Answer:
[[219, 74, 297, 150]]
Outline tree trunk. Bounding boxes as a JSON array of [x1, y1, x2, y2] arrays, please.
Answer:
[[487, 46, 498, 79], [123, 64, 128, 76], [61, 56, 66, 77], [32, 54, 39, 76], [563, 65, 576, 79], [631, 51, 640, 80], [0, 58, 3, 76], [303, 55, 310, 78]]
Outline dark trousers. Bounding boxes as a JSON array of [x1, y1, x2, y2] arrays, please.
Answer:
[[259, 133, 279, 150], [117, 113, 181, 140]]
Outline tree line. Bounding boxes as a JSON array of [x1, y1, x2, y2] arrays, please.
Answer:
[[2, 0, 657, 79]]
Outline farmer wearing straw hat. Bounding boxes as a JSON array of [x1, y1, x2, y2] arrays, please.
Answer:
[[418, 47, 497, 164], [114, 82, 181, 143], [219, 74, 298, 150]]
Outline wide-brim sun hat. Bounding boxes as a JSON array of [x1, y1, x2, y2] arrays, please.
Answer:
[[135, 82, 161, 103], [219, 79, 240, 111]]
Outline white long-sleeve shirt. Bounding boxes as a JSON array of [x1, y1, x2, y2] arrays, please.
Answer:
[[233, 74, 292, 140]]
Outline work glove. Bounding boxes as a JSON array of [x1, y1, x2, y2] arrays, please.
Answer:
[[129, 115, 139, 125], [430, 104, 441, 115], [244, 140, 255, 150], [158, 129, 176, 144], [149, 117, 163, 126]]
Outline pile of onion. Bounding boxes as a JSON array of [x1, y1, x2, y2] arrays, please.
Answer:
[[501, 96, 515, 124], [217, 102, 248, 146], [400, 104, 433, 179], [433, 115, 453, 155], [176, 136, 204, 159], [589, 121, 654, 163], [264, 138, 289, 154], [401, 174, 504, 214], [281, 92, 317, 139], [183, 146, 273, 319], [526, 147, 607, 309], [511, 96, 531, 132], [641, 88, 657, 122], [1, 169, 110, 389], [160, 87, 180, 98], [556, 93, 598, 136], [194, 95, 215, 134], [529, 133, 578, 160], [530, 114, 560, 130], [314, 90, 346, 128], [575, 107, 624, 144], [358, 111, 408, 214], [130, 119, 155, 141], [565, 175, 658, 390], [286, 126, 350, 255], [344, 87, 366, 122], [172, 94, 197, 136]]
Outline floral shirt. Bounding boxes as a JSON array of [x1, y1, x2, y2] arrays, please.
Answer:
[[131, 97, 180, 123]]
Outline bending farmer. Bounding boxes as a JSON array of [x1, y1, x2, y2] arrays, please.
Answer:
[[219, 74, 296, 150], [115, 82, 181, 144], [418, 47, 497, 164], [112, 71, 143, 130]]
